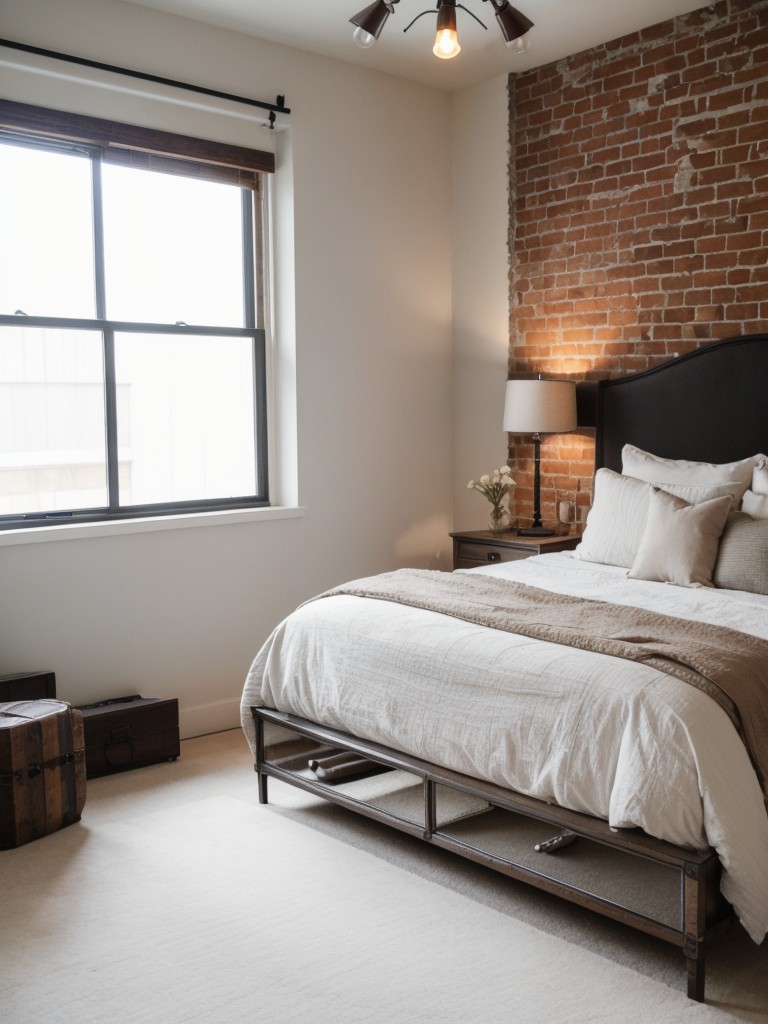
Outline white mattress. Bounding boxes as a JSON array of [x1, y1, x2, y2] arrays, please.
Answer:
[[241, 552, 768, 943]]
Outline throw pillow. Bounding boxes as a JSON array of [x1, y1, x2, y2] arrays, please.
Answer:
[[628, 488, 732, 588]]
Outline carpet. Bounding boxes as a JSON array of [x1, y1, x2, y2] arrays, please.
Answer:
[[1, 730, 766, 1024]]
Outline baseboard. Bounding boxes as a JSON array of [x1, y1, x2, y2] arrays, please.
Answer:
[[179, 698, 241, 740], [180, 699, 295, 748]]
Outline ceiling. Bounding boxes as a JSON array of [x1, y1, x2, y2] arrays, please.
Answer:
[[119, 0, 709, 92]]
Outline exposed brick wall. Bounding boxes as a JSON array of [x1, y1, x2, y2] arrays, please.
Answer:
[[506, 0, 768, 530]]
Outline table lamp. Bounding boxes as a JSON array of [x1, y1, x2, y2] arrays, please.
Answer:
[[503, 377, 577, 536]]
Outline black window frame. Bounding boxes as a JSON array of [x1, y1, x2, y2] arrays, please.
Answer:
[[0, 100, 273, 530]]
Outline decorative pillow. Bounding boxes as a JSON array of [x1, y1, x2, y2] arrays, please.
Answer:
[[628, 488, 732, 588], [574, 470, 650, 568], [574, 469, 737, 569], [621, 444, 761, 507], [714, 513, 768, 595], [752, 460, 768, 496], [742, 489, 768, 520]]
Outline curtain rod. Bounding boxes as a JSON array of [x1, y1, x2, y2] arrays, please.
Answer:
[[0, 37, 291, 127]]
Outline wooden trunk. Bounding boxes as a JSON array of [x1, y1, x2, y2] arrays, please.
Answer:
[[76, 697, 180, 777], [0, 672, 56, 702], [0, 700, 86, 849]]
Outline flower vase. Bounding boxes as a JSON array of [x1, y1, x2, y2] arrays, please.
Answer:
[[488, 504, 512, 534]]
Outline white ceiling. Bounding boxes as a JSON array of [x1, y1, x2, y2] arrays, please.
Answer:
[[119, 0, 708, 92]]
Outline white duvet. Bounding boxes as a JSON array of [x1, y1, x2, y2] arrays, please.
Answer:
[[241, 552, 768, 943]]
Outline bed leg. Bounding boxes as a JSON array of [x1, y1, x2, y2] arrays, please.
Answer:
[[683, 860, 707, 1001], [253, 710, 268, 804], [685, 953, 705, 1002]]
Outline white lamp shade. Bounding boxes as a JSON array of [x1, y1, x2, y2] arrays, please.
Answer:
[[503, 378, 577, 434]]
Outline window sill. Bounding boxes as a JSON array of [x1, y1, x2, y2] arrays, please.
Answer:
[[0, 505, 305, 546]]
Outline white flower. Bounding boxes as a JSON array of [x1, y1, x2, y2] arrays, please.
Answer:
[[468, 467, 516, 509]]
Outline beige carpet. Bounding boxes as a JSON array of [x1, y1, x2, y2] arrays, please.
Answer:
[[1, 730, 767, 1024]]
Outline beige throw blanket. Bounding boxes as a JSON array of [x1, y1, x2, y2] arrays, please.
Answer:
[[320, 568, 768, 798]]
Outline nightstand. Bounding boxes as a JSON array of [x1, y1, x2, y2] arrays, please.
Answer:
[[450, 531, 580, 570]]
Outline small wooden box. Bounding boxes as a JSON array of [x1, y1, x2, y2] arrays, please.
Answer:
[[0, 672, 56, 703], [0, 700, 86, 850], [76, 696, 180, 778]]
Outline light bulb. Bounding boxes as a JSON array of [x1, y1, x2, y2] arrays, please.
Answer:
[[505, 31, 531, 53], [352, 25, 377, 48], [433, 28, 461, 59]]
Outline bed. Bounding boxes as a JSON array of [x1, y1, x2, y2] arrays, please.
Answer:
[[241, 333, 768, 1001]]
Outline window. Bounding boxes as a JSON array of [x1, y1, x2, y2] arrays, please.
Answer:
[[0, 101, 273, 529]]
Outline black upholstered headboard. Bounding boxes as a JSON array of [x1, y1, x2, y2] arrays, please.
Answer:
[[595, 334, 768, 473]]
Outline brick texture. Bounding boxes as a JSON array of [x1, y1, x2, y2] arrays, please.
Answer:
[[507, 0, 768, 530]]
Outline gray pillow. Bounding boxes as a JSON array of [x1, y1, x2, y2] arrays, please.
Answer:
[[714, 513, 768, 596]]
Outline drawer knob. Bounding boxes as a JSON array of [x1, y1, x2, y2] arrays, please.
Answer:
[[487, 551, 501, 562]]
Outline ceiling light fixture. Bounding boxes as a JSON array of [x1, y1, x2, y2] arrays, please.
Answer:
[[490, 0, 533, 50], [432, 0, 462, 59], [350, 0, 396, 48], [349, 0, 533, 61]]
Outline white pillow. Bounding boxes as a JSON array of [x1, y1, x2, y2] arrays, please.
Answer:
[[742, 489, 768, 520], [752, 460, 768, 496], [628, 488, 732, 588], [575, 470, 649, 568], [621, 444, 760, 506], [574, 468, 738, 569]]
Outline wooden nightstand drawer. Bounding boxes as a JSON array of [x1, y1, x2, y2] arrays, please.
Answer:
[[455, 541, 530, 568], [450, 531, 580, 571]]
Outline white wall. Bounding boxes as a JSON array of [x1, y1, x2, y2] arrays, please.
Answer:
[[450, 75, 511, 531], [0, 0, 455, 736]]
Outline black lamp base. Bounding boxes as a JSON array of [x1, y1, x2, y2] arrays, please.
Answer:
[[517, 431, 554, 538]]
